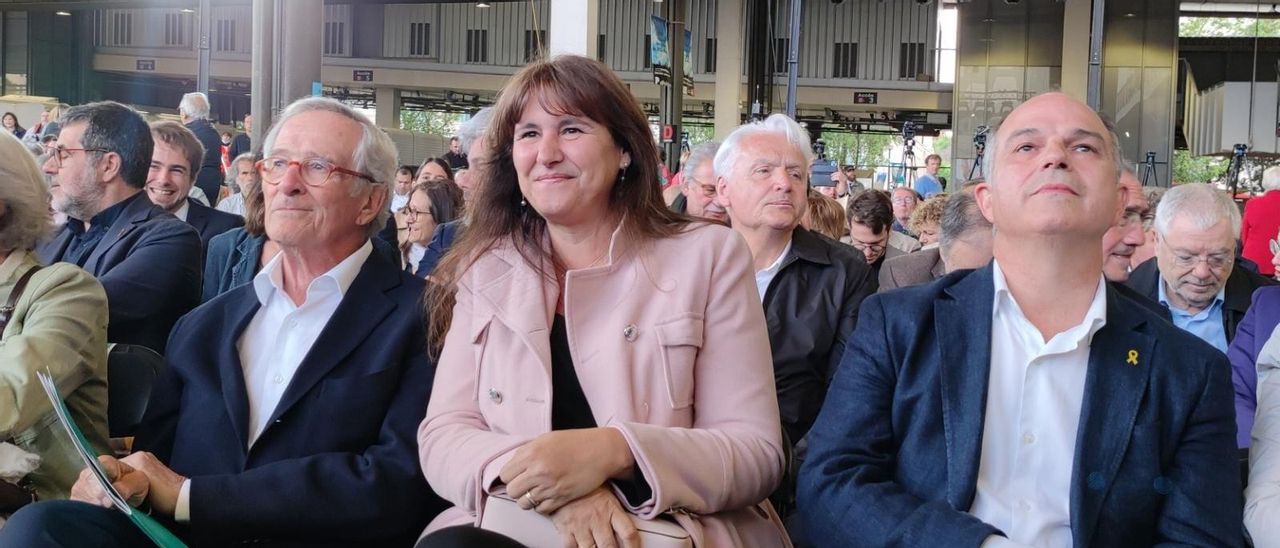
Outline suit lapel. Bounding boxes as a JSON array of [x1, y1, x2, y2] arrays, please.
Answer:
[[474, 247, 556, 378], [185, 199, 209, 235], [84, 195, 151, 274], [261, 252, 400, 428], [1069, 287, 1153, 545], [218, 291, 262, 453], [935, 265, 995, 510], [1223, 268, 1256, 342]]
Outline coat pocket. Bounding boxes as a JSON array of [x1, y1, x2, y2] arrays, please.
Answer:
[[654, 314, 705, 409]]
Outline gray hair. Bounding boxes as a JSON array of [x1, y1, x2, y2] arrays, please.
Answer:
[[682, 140, 720, 187], [0, 131, 53, 252], [262, 97, 397, 238], [1264, 165, 1280, 192], [225, 152, 256, 188], [939, 191, 992, 253], [179, 92, 211, 120], [981, 94, 1125, 185], [713, 113, 815, 180], [1154, 182, 1241, 237], [457, 107, 494, 152]]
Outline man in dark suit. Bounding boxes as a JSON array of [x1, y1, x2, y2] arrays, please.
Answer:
[[146, 121, 244, 251], [180, 92, 226, 206], [228, 113, 252, 159], [1, 97, 447, 547], [798, 93, 1243, 547], [35, 102, 202, 354]]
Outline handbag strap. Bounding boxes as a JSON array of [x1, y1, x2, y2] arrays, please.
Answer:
[[0, 264, 43, 338]]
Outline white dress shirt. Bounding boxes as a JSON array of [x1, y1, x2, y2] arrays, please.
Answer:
[[172, 200, 190, 222], [173, 240, 372, 522], [754, 240, 793, 301], [970, 261, 1108, 548], [216, 193, 246, 216]]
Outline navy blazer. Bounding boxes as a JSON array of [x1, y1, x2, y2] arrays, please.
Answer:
[[186, 118, 225, 204], [415, 220, 462, 278], [135, 250, 446, 547], [36, 192, 201, 353], [185, 198, 244, 251], [798, 265, 1243, 547]]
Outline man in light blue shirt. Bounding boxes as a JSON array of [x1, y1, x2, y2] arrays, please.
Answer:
[[913, 153, 944, 198], [1158, 281, 1229, 353]]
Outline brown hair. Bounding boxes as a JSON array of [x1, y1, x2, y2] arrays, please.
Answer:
[[400, 180, 464, 256], [846, 188, 895, 235], [804, 188, 847, 240], [425, 55, 691, 354], [149, 120, 205, 183], [241, 164, 266, 237]]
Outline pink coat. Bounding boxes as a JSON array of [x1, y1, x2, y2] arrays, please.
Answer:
[[418, 222, 791, 547]]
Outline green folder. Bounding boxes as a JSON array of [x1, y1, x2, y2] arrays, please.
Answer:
[[37, 371, 188, 548]]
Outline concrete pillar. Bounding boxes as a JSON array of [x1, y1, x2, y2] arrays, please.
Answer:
[[278, 0, 323, 107], [1060, 0, 1091, 102], [713, 0, 743, 138], [250, 0, 275, 145], [375, 87, 402, 129], [548, 0, 598, 57]]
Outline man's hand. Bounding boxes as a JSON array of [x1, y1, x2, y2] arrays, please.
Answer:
[[69, 455, 149, 509], [549, 487, 640, 548], [120, 452, 187, 517], [500, 428, 635, 515]]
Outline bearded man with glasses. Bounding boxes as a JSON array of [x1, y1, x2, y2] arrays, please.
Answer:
[[1126, 182, 1277, 449], [35, 101, 202, 354]]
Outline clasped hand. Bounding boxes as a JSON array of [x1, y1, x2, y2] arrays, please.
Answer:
[[69, 452, 187, 518], [499, 427, 635, 515]]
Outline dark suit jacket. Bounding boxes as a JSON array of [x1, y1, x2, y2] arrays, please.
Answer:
[[878, 246, 946, 291], [186, 118, 225, 204], [36, 192, 201, 353], [415, 220, 462, 278], [798, 265, 1243, 547], [202, 228, 263, 303], [185, 198, 244, 250], [766, 227, 876, 442], [1126, 257, 1277, 346], [135, 250, 447, 547], [229, 132, 252, 160]]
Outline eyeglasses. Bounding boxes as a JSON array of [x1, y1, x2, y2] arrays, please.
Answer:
[[850, 241, 887, 254], [686, 178, 717, 198], [403, 207, 433, 219], [45, 146, 110, 169], [1170, 253, 1233, 270], [256, 156, 376, 187]]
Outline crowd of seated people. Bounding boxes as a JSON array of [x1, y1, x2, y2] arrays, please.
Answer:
[[6, 54, 1280, 548]]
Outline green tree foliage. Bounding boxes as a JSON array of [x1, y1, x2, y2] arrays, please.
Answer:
[[1172, 149, 1228, 185], [400, 110, 465, 138], [1180, 17, 1280, 38], [819, 131, 895, 168]]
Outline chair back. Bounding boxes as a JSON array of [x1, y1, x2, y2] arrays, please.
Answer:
[[107, 344, 164, 438]]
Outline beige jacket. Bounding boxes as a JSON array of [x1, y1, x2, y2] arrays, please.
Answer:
[[0, 250, 109, 500]]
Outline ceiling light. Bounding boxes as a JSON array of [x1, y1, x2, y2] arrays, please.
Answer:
[[476, 2, 491, 7], [180, 8, 194, 13], [54, 10, 71, 16]]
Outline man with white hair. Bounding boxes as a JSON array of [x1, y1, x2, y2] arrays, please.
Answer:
[[1, 97, 448, 546], [1242, 165, 1280, 276], [415, 107, 493, 277], [714, 113, 875, 448], [179, 92, 226, 205], [1126, 183, 1276, 448], [1100, 169, 1149, 283], [678, 140, 727, 221], [801, 92, 1241, 546]]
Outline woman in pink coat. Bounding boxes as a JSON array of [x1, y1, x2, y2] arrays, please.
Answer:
[[417, 55, 790, 548]]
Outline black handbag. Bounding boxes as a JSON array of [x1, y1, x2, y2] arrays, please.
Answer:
[[0, 264, 42, 513]]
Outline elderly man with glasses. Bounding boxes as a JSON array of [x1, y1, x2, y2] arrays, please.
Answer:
[[2, 97, 447, 547], [1126, 182, 1277, 449], [678, 140, 727, 222], [35, 101, 202, 354]]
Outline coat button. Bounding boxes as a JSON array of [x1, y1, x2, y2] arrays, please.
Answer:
[[488, 388, 503, 404], [623, 324, 637, 342]]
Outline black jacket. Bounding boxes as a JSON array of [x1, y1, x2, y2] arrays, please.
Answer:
[[186, 118, 226, 205], [763, 227, 876, 442], [1125, 257, 1277, 345]]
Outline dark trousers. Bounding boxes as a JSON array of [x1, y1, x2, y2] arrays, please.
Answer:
[[415, 526, 525, 548], [0, 500, 153, 547]]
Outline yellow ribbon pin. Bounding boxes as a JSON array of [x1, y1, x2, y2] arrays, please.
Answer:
[[1126, 350, 1139, 365]]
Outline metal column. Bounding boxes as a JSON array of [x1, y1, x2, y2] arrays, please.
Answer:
[[196, 0, 210, 94], [1086, 0, 1105, 108]]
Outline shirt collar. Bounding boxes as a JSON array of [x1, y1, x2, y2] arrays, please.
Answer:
[[992, 259, 1109, 346], [173, 200, 191, 222], [757, 239, 794, 276], [1157, 278, 1226, 316], [252, 240, 373, 306]]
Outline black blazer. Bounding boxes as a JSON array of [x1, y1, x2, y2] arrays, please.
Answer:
[[799, 264, 1243, 547], [185, 198, 244, 250], [135, 250, 447, 547], [1126, 257, 1277, 345], [186, 118, 226, 204], [36, 192, 202, 353], [764, 227, 876, 442]]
